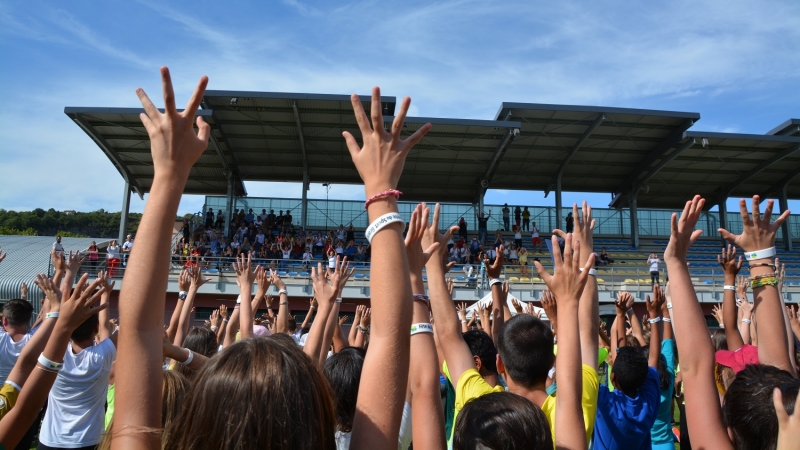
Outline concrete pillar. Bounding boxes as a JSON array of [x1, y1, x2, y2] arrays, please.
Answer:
[[555, 173, 563, 231], [224, 175, 234, 237], [630, 195, 639, 249], [301, 174, 309, 229], [118, 182, 131, 245], [718, 197, 728, 246], [780, 186, 792, 251]]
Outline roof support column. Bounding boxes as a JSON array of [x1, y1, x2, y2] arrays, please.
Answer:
[[118, 182, 131, 246], [555, 173, 563, 233], [224, 174, 234, 238], [779, 186, 792, 251], [629, 193, 639, 249], [718, 197, 728, 247], [301, 173, 309, 230]]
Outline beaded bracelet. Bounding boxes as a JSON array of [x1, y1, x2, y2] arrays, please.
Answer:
[[413, 294, 430, 306], [748, 262, 776, 270], [751, 272, 777, 280], [751, 276, 778, 289], [364, 189, 402, 210]]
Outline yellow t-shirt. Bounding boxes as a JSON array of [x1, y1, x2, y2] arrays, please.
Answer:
[[442, 361, 504, 445], [0, 381, 21, 419], [541, 364, 599, 446]]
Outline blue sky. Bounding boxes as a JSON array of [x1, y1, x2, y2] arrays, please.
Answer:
[[1, 0, 799, 217]]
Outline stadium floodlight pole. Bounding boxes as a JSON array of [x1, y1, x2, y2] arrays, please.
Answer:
[[629, 193, 639, 249], [118, 181, 131, 246], [224, 172, 234, 238], [718, 196, 728, 247]]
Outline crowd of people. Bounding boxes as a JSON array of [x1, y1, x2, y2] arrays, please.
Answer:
[[1, 68, 800, 450]]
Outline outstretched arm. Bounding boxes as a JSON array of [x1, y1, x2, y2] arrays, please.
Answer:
[[485, 247, 505, 344], [666, 195, 733, 450], [570, 201, 599, 369], [112, 68, 211, 450], [166, 269, 189, 343], [645, 285, 664, 368], [719, 246, 744, 351]]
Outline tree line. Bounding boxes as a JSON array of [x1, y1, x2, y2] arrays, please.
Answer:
[[0, 209, 144, 238]]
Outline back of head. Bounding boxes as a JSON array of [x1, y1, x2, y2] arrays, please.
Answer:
[[613, 347, 649, 394], [165, 335, 336, 450], [174, 327, 219, 379], [71, 312, 99, 342], [323, 347, 366, 433], [2, 299, 33, 328], [162, 370, 189, 433], [496, 315, 554, 388], [723, 364, 799, 450], [462, 330, 498, 375], [712, 329, 728, 351], [454, 392, 553, 450]]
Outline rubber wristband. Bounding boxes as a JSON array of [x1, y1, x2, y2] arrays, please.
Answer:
[[179, 349, 194, 365], [236, 295, 242, 304], [648, 317, 662, 324], [45, 312, 59, 319], [179, 291, 188, 300], [741, 318, 752, 324], [365, 212, 404, 243], [335, 298, 342, 303], [38, 354, 64, 371], [211, 325, 219, 331], [489, 278, 503, 287], [663, 318, 672, 323], [279, 301, 289, 306], [223, 318, 229, 323], [745, 247, 776, 261], [410, 323, 434, 335], [666, 302, 672, 309], [580, 268, 597, 276], [310, 305, 316, 310], [461, 320, 467, 323], [413, 294, 430, 306], [723, 285, 736, 291], [279, 289, 288, 296]]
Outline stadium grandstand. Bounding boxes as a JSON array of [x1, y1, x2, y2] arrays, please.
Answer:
[[47, 92, 800, 324]]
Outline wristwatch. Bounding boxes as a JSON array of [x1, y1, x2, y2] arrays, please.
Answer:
[[178, 291, 188, 300]]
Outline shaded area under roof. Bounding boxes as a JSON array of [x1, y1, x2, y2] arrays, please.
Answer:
[[65, 92, 800, 208]]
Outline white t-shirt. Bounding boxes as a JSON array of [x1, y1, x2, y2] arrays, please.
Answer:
[[514, 231, 522, 240], [303, 252, 313, 261], [107, 245, 120, 259], [328, 255, 337, 268], [282, 250, 291, 259], [53, 241, 64, 252], [122, 240, 133, 251], [39, 338, 117, 448], [649, 258, 659, 272], [0, 331, 32, 384], [334, 402, 411, 450], [532, 227, 540, 238]]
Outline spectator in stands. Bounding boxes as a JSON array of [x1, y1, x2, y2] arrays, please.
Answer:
[[502, 203, 511, 231], [476, 211, 490, 244], [531, 221, 543, 253], [458, 217, 468, 241], [284, 210, 293, 227], [346, 224, 355, 243], [253, 213, 263, 229], [122, 234, 134, 266], [345, 241, 356, 260], [53, 235, 64, 253], [508, 244, 518, 265], [565, 211, 574, 233], [518, 246, 529, 277], [647, 252, 660, 285], [513, 225, 522, 248], [205, 209, 214, 228], [216, 209, 224, 228], [337, 225, 346, 242], [106, 240, 121, 278], [267, 209, 276, 230], [354, 242, 366, 262], [245, 209, 255, 224], [599, 247, 613, 265], [522, 206, 531, 231], [514, 206, 521, 229], [87, 241, 99, 275], [276, 210, 284, 230]]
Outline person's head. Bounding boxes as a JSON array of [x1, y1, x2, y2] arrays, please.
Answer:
[[712, 329, 728, 352], [723, 364, 800, 450], [454, 392, 553, 450], [270, 209, 274, 214], [2, 299, 34, 329], [479, 212, 485, 218], [504, 203, 508, 207], [71, 312, 100, 343], [323, 347, 366, 433], [56, 235, 62, 243], [126, 234, 132, 241], [463, 330, 498, 376], [611, 347, 649, 397], [532, 221, 536, 226], [496, 314, 554, 388], [567, 212, 572, 218], [164, 335, 335, 449], [248, 208, 253, 213]]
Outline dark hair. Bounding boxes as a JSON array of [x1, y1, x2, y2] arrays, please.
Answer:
[[712, 329, 728, 351], [612, 347, 649, 395], [2, 299, 33, 327], [642, 347, 670, 390], [462, 330, 498, 374], [496, 315, 554, 387], [323, 347, 366, 433], [174, 327, 218, 379], [454, 392, 553, 450], [723, 364, 799, 450], [71, 312, 99, 342], [164, 334, 336, 450]]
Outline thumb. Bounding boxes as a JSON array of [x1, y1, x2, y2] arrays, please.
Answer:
[[718, 229, 736, 243]]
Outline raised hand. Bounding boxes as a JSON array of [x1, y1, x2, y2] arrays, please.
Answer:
[[664, 195, 705, 262], [456, 303, 467, 321], [421, 203, 460, 272], [20, 282, 28, 299], [210, 309, 221, 328], [136, 67, 210, 179], [256, 265, 271, 293], [512, 298, 524, 314], [711, 304, 724, 327], [97, 270, 116, 293], [446, 277, 455, 297], [360, 307, 371, 328], [233, 253, 257, 287], [51, 248, 65, 273], [615, 292, 634, 316], [178, 269, 190, 292], [736, 275, 749, 301], [534, 234, 594, 305], [737, 298, 754, 316], [404, 204, 440, 275], [646, 285, 665, 317], [484, 245, 505, 279], [556, 201, 595, 263], [310, 297, 318, 310], [718, 195, 790, 253], [342, 87, 430, 198], [33, 274, 62, 310], [219, 304, 228, 320], [311, 263, 336, 304], [339, 316, 348, 326], [64, 250, 85, 273], [61, 274, 109, 330], [269, 268, 287, 291], [330, 257, 356, 295], [541, 289, 558, 323], [718, 245, 742, 277]]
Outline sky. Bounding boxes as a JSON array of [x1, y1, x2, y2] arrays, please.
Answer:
[[1, 0, 799, 217]]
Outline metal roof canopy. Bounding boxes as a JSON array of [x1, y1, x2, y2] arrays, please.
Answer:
[[768, 119, 800, 137], [494, 103, 699, 208]]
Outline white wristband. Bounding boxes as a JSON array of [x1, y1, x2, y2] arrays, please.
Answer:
[[211, 325, 219, 331], [335, 298, 342, 303], [745, 247, 776, 261], [279, 289, 288, 296], [223, 318, 229, 323], [666, 302, 672, 309], [580, 268, 597, 276], [741, 318, 752, 324], [38, 354, 64, 371], [663, 318, 672, 323], [723, 285, 736, 291], [365, 212, 404, 243], [45, 312, 59, 319], [410, 323, 434, 335], [489, 278, 503, 287], [179, 349, 194, 365], [461, 320, 467, 324], [648, 317, 662, 324], [236, 295, 242, 304]]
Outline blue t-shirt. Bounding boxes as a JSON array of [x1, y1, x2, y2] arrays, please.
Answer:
[[651, 340, 676, 446], [592, 366, 660, 450]]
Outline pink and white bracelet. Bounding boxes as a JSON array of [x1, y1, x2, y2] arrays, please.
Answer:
[[364, 189, 402, 210]]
